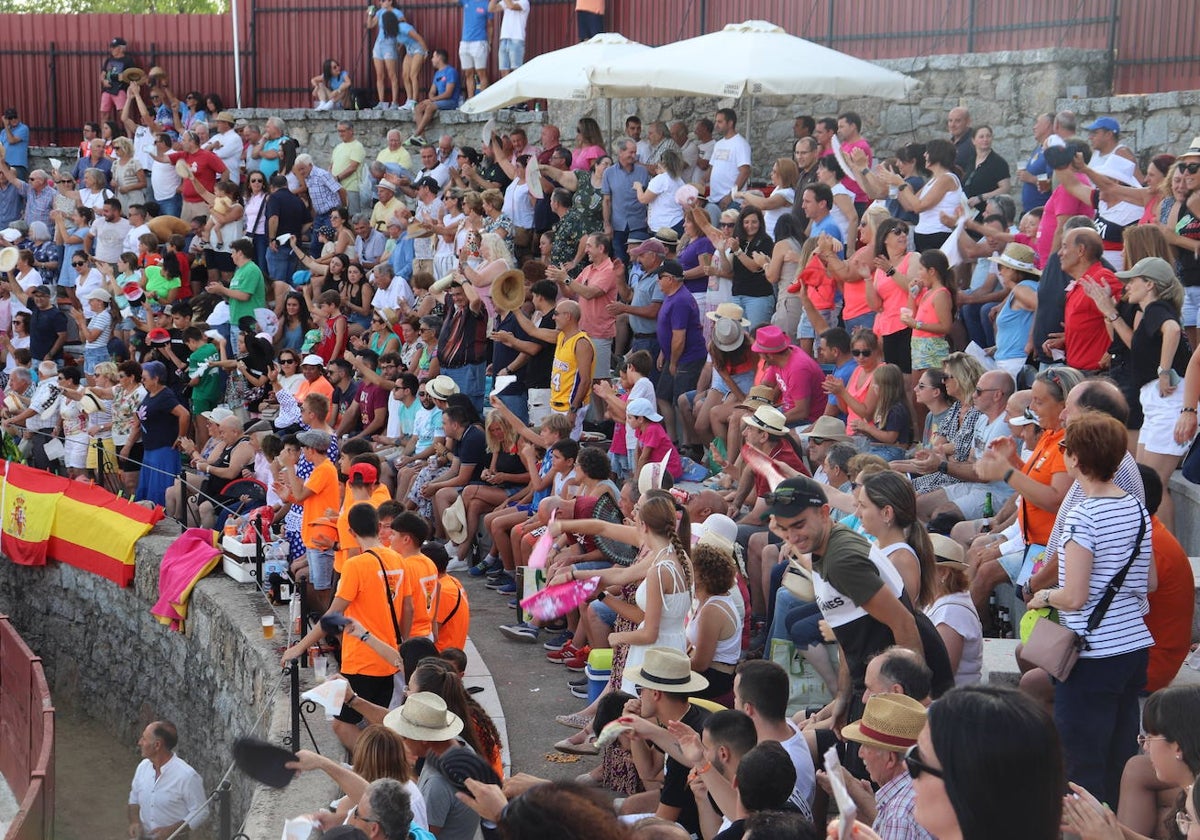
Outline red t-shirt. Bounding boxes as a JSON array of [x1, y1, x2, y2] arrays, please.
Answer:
[[170, 149, 227, 203], [752, 441, 808, 496], [1145, 518, 1195, 692], [1064, 263, 1121, 371]]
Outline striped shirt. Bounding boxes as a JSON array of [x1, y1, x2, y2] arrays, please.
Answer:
[[1045, 451, 1143, 561], [1057, 493, 1153, 658]]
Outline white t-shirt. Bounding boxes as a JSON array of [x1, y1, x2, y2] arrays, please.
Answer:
[[763, 186, 795, 241], [625, 376, 656, 452], [645, 172, 685, 230], [132, 125, 156, 171], [151, 159, 182, 202], [498, 0, 530, 39], [209, 128, 245, 177], [829, 182, 855, 241], [91, 217, 133, 263], [503, 181, 535, 228], [781, 722, 817, 820], [925, 592, 983, 686], [123, 222, 151, 254], [12, 269, 42, 316], [694, 139, 716, 187], [708, 133, 752, 201]]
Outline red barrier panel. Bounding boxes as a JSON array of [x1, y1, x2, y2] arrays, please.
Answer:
[[0, 616, 55, 840]]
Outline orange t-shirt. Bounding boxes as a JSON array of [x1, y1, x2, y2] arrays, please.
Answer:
[[295, 375, 336, 423], [336, 546, 406, 677], [397, 552, 437, 639], [334, 484, 395, 573], [1018, 428, 1065, 545], [433, 573, 470, 652], [301, 459, 340, 548], [1145, 518, 1195, 692]]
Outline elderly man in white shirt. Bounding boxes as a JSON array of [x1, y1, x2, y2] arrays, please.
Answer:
[[204, 112, 245, 182], [128, 720, 209, 840]]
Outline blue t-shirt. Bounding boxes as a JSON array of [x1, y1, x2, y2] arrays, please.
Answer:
[[397, 22, 423, 52], [460, 0, 491, 41], [826, 357, 858, 414], [1, 122, 29, 168], [434, 66, 461, 105], [810, 214, 844, 255], [1022, 146, 1052, 212], [995, 280, 1038, 362]]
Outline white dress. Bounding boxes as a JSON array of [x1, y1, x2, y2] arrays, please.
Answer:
[[621, 547, 693, 694], [61, 398, 89, 469]]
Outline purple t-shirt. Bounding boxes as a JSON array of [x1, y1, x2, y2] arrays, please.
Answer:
[[678, 236, 716, 294], [656, 287, 706, 366]]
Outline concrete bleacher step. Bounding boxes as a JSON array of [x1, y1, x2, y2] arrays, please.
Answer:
[[983, 638, 1200, 690]]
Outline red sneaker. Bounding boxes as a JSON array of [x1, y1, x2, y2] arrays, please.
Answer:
[[547, 642, 583, 663], [564, 646, 593, 672]]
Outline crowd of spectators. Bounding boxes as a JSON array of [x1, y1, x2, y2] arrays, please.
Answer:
[[6, 17, 1200, 840]]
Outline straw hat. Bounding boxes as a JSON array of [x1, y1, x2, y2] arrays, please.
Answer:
[[492, 269, 526, 312], [118, 67, 147, 85], [798, 415, 852, 443], [705, 301, 750, 326], [625, 647, 709, 694], [175, 160, 193, 179], [929, 534, 967, 570], [841, 693, 928, 752], [988, 242, 1041, 277], [442, 496, 469, 545], [742, 404, 789, 436], [1178, 136, 1200, 161], [740, 384, 777, 410], [427, 375, 459, 401], [0, 247, 17, 273], [147, 65, 169, 82], [384, 692, 465, 741]]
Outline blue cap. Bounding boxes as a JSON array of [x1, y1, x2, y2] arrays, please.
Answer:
[[1083, 116, 1120, 133]]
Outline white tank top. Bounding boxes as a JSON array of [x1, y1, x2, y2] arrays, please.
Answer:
[[915, 173, 965, 235], [1090, 146, 1142, 225], [686, 593, 742, 666]]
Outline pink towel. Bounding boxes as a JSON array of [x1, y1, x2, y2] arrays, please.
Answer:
[[152, 528, 223, 631]]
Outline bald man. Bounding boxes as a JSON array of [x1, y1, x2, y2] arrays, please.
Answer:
[[948, 107, 973, 171]]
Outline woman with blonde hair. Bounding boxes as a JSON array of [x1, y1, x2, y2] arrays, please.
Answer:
[[110, 137, 146, 211], [450, 410, 529, 566], [911, 351, 986, 495], [815, 204, 890, 335], [738, 156, 800, 240], [480, 188, 515, 249]]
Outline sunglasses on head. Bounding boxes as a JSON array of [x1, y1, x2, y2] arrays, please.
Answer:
[[761, 486, 817, 508]]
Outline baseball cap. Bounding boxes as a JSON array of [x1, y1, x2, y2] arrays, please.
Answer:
[[660, 259, 685, 278], [1115, 256, 1176, 285], [30, 284, 52, 297], [3, 108, 16, 120], [1083, 116, 1120, 133], [630, 239, 666, 257], [761, 476, 827, 519], [625, 397, 663, 422], [300, 354, 325, 367], [110, 37, 127, 47], [347, 463, 379, 486]]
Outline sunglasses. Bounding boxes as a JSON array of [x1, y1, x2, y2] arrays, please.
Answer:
[[72, 261, 87, 267], [761, 486, 817, 508], [851, 349, 872, 357], [1182, 162, 1200, 175], [904, 744, 943, 780], [1058, 439, 1070, 452], [280, 358, 298, 364], [57, 179, 73, 185], [890, 227, 910, 236]]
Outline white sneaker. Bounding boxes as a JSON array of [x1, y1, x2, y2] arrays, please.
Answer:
[[399, 100, 416, 110], [314, 100, 334, 111], [446, 558, 470, 573], [374, 101, 391, 110]]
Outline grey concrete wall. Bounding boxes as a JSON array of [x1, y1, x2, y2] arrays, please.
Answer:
[[0, 524, 284, 828]]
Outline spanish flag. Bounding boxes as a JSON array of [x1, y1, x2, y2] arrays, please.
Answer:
[[0, 461, 162, 586], [0, 461, 65, 567], [49, 479, 162, 586]]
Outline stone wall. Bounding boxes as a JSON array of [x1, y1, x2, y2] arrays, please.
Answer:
[[0, 524, 285, 827], [1055, 90, 1200, 160], [548, 48, 1115, 181]]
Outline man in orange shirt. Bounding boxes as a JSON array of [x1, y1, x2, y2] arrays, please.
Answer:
[[387, 511, 437, 640], [333, 456, 393, 575], [296, 354, 336, 420], [422, 541, 470, 652], [282, 502, 411, 750], [277, 429, 341, 613]]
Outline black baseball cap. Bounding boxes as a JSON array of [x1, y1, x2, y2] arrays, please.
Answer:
[[660, 259, 685, 278], [761, 476, 828, 519], [3, 109, 16, 120], [110, 37, 127, 47]]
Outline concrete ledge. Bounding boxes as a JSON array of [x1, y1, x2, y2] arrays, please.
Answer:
[[983, 638, 1200, 689]]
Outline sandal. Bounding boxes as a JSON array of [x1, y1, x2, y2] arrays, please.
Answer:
[[555, 711, 594, 730], [555, 736, 599, 756]]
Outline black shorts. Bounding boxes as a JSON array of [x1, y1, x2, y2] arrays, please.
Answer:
[[337, 672, 396, 725], [882, 328, 913, 374], [118, 441, 144, 472]]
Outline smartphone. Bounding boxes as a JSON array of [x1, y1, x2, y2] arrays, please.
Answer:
[[825, 745, 857, 840]]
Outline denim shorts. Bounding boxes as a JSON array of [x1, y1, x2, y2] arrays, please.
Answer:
[[499, 38, 525, 70], [1183, 287, 1200, 328], [307, 548, 335, 590]]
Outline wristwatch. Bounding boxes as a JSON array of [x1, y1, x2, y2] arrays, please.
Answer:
[[596, 591, 607, 602], [937, 460, 949, 475]]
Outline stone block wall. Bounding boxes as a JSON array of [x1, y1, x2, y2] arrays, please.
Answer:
[[1054, 90, 1200, 159], [0, 523, 284, 826]]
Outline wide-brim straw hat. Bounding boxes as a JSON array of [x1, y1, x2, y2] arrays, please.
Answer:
[[492, 269, 526, 312], [384, 692, 465, 741], [624, 647, 709, 694]]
